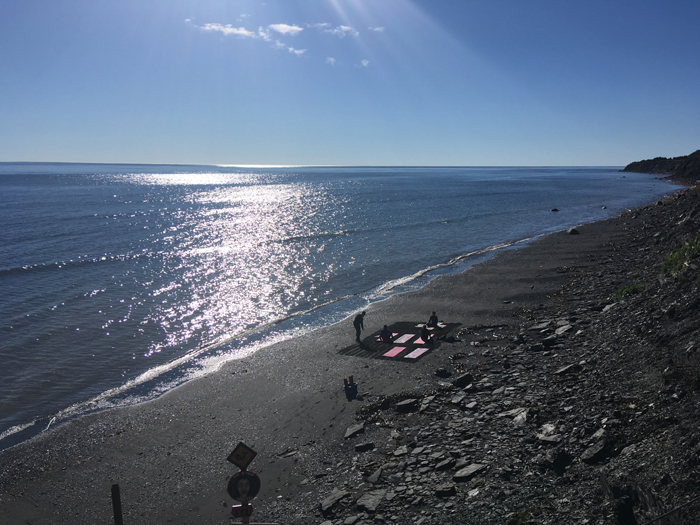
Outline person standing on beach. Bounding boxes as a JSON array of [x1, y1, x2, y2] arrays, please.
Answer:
[[353, 311, 366, 342]]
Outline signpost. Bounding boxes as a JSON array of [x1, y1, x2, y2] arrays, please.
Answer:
[[226, 442, 277, 525], [227, 442, 257, 470]]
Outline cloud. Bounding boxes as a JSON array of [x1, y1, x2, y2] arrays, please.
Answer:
[[269, 23, 303, 35], [258, 26, 272, 41], [200, 23, 256, 38], [326, 57, 336, 65], [368, 26, 384, 32], [360, 59, 369, 67], [324, 25, 359, 38], [288, 47, 307, 56]]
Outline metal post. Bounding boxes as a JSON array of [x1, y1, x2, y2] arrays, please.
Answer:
[[111, 484, 124, 525], [241, 497, 249, 525]]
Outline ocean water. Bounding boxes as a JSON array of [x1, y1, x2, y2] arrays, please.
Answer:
[[0, 163, 676, 449]]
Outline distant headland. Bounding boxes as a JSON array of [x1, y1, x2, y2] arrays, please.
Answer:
[[623, 149, 700, 185]]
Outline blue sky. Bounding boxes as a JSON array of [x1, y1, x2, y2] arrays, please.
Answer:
[[1, 0, 699, 166]]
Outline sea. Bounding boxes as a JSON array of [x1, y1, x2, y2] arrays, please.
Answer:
[[0, 163, 677, 450]]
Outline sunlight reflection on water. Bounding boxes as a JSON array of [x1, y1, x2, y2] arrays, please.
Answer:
[[129, 176, 343, 358]]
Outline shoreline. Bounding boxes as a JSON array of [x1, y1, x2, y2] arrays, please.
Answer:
[[2, 178, 698, 524]]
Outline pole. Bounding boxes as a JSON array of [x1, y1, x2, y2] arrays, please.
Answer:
[[111, 484, 123, 525], [241, 497, 249, 524]]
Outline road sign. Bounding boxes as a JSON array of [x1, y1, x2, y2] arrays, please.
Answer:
[[231, 503, 253, 518], [227, 442, 257, 470], [227, 470, 261, 501]]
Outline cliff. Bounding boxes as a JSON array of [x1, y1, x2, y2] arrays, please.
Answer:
[[623, 149, 700, 185]]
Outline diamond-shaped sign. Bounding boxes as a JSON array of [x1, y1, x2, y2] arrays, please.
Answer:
[[227, 442, 257, 470]]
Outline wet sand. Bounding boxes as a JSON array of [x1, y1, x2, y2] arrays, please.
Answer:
[[0, 207, 657, 524]]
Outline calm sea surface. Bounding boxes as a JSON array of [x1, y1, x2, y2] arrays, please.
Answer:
[[0, 163, 676, 449]]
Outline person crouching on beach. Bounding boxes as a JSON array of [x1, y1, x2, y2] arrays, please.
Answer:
[[353, 311, 366, 342], [421, 324, 433, 344], [380, 324, 393, 343]]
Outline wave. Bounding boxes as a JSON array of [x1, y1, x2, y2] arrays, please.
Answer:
[[0, 252, 152, 277]]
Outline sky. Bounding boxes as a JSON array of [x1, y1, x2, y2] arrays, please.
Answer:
[[1, 0, 699, 166]]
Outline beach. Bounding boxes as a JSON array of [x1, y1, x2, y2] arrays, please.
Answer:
[[2, 179, 700, 524]]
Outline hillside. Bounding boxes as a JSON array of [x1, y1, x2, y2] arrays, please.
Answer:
[[623, 150, 700, 185]]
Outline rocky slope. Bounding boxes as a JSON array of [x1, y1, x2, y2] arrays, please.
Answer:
[[260, 185, 700, 525]]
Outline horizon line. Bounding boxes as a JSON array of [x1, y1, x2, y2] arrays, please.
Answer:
[[0, 160, 624, 168]]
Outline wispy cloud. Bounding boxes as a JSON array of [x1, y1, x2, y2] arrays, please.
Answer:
[[201, 23, 256, 38], [196, 19, 369, 64], [324, 25, 359, 38], [269, 23, 303, 36]]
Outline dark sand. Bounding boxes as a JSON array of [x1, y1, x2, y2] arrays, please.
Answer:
[[0, 200, 675, 524]]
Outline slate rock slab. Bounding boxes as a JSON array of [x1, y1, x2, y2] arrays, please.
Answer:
[[320, 488, 351, 515], [356, 490, 386, 512], [344, 422, 365, 439], [453, 463, 486, 482]]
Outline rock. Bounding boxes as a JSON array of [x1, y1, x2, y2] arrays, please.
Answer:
[[452, 372, 474, 388], [420, 395, 435, 412], [451, 393, 466, 404], [580, 440, 610, 464], [435, 368, 451, 378], [602, 303, 617, 313], [554, 324, 573, 335], [529, 343, 545, 352], [435, 458, 456, 471], [453, 463, 486, 482], [344, 422, 365, 439], [513, 411, 528, 426], [393, 445, 409, 456], [567, 228, 580, 235], [497, 407, 528, 418], [356, 490, 386, 512], [366, 467, 382, 484], [355, 442, 374, 452], [396, 398, 420, 413], [320, 488, 351, 515], [551, 208, 559, 212], [536, 423, 562, 444], [554, 363, 582, 375], [542, 335, 558, 347], [343, 516, 359, 525], [542, 447, 573, 475], [435, 483, 457, 497]]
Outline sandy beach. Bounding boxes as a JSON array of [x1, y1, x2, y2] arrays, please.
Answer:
[[2, 180, 700, 525]]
